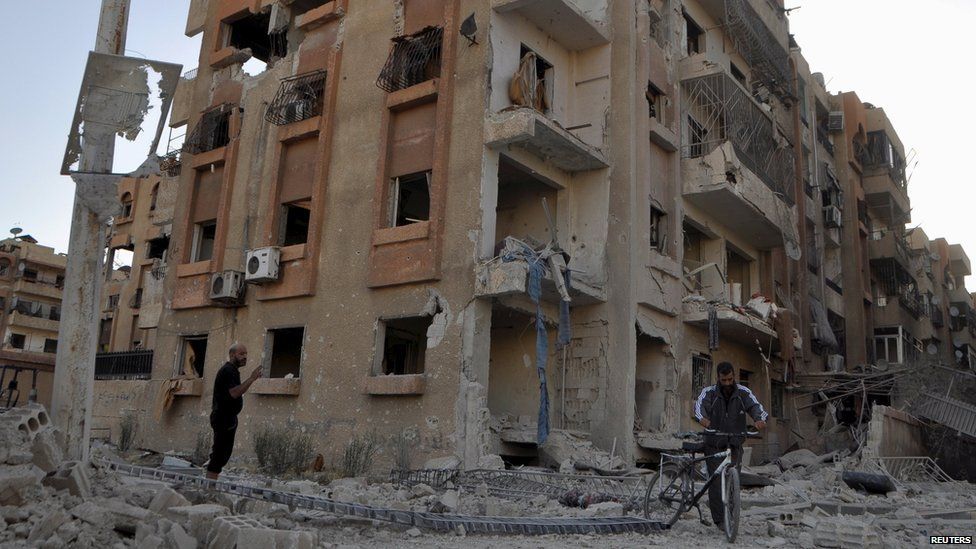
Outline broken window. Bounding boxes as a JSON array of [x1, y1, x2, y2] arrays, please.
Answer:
[[192, 221, 217, 263], [376, 26, 444, 93], [44, 339, 58, 354], [650, 205, 666, 253], [646, 82, 667, 124], [149, 183, 159, 211], [389, 171, 431, 227], [120, 192, 133, 218], [510, 45, 553, 114], [221, 11, 286, 64], [692, 353, 712, 397], [380, 316, 432, 375], [0, 259, 8, 277], [178, 335, 208, 378], [280, 202, 311, 246], [266, 71, 327, 126], [107, 294, 120, 310], [146, 235, 170, 261], [730, 62, 747, 88], [182, 105, 232, 155], [56, 275, 64, 288], [684, 11, 704, 55], [771, 381, 785, 418], [9, 333, 26, 349], [22, 269, 37, 282], [266, 327, 305, 378]]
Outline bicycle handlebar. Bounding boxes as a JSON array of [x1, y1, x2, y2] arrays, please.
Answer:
[[673, 429, 761, 439]]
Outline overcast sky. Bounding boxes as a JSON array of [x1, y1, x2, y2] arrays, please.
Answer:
[[1, 1, 973, 288]]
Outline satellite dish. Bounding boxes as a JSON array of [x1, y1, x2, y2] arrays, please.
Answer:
[[950, 306, 960, 317], [9, 227, 21, 237], [927, 344, 938, 355], [956, 350, 964, 359]]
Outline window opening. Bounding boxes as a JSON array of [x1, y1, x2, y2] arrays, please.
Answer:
[[380, 316, 432, 375], [192, 221, 217, 263], [692, 353, 712, 397], [646, 82, 667, 124], [182, 104, 232, 155], [267, 327, 305, 378], [44, 339, 58, 354], [9, 333, 25, 349], [389, 171, 431, 227], [738, 370, 751, 388], [49, 306, 60, 321], [0, 259, 8, 277], [146, 235, 170, 261], [726, 248, 751, 302], [684, 11, 704, 55], [22, 269, 37, 282], [149, 183, 159, 211], [120, 193, 133, 218], [280, 202, 311, 246], [650, 205, 666, 252], [99, 319, 112, 352], [290, 0, 332, 17], [223, 11, 286, 64], [130, 288, 143, 309], [687, 114, 707, 157], [376, 26, 444, 93], [107, 294, 120, 310], [730, 62, 747, 88], [265, 70, 327, 126], [179, 335, 209, 378], [511, 45, 553, 113]]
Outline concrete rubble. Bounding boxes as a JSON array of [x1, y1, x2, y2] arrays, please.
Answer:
[[1, 404, 975, 548]]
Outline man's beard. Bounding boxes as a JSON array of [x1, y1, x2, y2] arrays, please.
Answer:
[[721, 384, 735, 397]]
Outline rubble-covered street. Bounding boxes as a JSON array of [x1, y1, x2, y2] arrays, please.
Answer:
[[3, 403, 975, 548]]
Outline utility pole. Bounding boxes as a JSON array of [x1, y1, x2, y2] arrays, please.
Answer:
[[52, 0, 131, 461]]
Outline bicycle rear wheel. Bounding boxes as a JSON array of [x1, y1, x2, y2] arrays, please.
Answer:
[[722, 467, 740, 542], [643, 461, 685, 527]]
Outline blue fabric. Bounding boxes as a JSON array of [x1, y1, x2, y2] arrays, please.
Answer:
[[527, 257, 550, 445]]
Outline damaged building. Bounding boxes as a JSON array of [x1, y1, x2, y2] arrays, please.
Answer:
[[87, 0, 976, 477]]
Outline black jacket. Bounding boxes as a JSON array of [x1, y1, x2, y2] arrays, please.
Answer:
[[694, 383, 767, 445]]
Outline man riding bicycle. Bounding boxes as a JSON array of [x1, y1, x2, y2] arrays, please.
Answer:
[[694, 361, 767, 529]]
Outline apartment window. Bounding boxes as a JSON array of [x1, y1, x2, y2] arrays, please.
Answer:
[[389, 172, 431, 227], [726, 248, 752, 303], [687, 115, 707, 157], [222, 11, 285, 63], [280, 203, 311, 246], [146, 235, 169, 261], [9, 333, 25, 349], [22, 269, 37, 282], [683, 223, 705, 289], [874, 327, 903, 364], [0, 259, 8, 277], [130, 288, 143, 309], [178, 335, 208, 378], [771, 381, 785, 419], [266, 327, 305, 378], [183, 105, 232, 155], [797, 78, 809, 125], [192, 221, 217, 263], [738, 370, 751, 389], [684, 11, 704, 55], [650, 205, 666, 253], [511, 45, 553, 114], [107, 294, 120, 310], [646, 82, 666, 124], [266, 71, 327, 126], [149, 183, 159, 211], [379, 316, 432, 375], [43, 339, 58, 354], [692, 353, 712, 397], [55, 275, 64, 288], [120, 192, 133, 219], [376, 26, 444, 93], [730, 63, 747, 88], [48, 306, 60, 321]]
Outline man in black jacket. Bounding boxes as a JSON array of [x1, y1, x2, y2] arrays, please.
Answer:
[[206, 343, 261, 480], [693, 361, 767, 528]]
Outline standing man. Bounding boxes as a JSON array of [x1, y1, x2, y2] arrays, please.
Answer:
[[693, 361, 767, 529], [206, 343, 261, 480]]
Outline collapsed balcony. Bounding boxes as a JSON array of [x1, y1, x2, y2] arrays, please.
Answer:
[[486, 108, 608, 173], [475, 239, 604, 306], [682, 297, 779, 350]]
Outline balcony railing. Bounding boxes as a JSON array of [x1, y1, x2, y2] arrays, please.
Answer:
[[930, 304, 944, 328], [724, 0, 793, 101], [816, 127, 834, 156], [681, 72, 796, 205], [898, 287, 923, 319], [94, 350, 153, 380], [863, 131, 907, 190]]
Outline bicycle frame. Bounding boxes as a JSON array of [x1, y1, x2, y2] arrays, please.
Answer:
[[657, 447, 734, 511]]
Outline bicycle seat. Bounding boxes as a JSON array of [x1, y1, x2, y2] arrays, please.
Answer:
[[682, 440, 706, 453]]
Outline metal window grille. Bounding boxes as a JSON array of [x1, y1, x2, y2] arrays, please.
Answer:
[[95, 350, 154, 380], [681, 72, 796, 205], [376, 27, 443, 93], [265, 70, 327, 126], [182, 104, 233, 155], [724, 0, 794, 101], [692, 353, 712, 397]]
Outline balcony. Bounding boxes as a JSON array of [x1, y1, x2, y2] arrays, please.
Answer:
[[950, 244, 972, 277], [862, 132, 910, 228], [868, 231, 912, 274], [486, 107, 608, 173], [13, 278, 62, 300], [682, 302, 778, 349], [94, 350, 153, 380], [491, 0, 609, 51], [8, 312, 59, 333], [475, 258, 605, 306]]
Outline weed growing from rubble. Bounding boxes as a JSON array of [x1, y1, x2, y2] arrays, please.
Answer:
[[253, 426, 314, 476], [118, 412, 137, 452], [390, 431, 414, 471], [338, 432, 379, 478], [193, 430, 212, 466]]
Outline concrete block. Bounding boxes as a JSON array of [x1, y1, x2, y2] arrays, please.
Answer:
[[777, 448, 819, 470], [423, 455, 461, 470], [27, 510, 67, 543], [813, 517, 883, 549], [0, 464, 43, 505], [149, 486, 191, 514], [587, 501, 624, 517], [31, 430, 64, 473], [0, 403, 51, 441], [99, 497, 157, 535], [439, 490, 459, 512], [169, 504, 231, 542], [207, 515, 315, 549], [477, 454, 505, 470], [70, 500, 110, 525], [42, 460, 91, 498], [167, 523, 197, 549]]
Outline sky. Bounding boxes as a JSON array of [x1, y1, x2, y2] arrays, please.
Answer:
[[0, 1, 973, 288]]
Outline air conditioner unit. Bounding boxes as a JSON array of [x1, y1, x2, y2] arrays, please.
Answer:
[[245, 247, 281, 283], [876, 296, 887, 307], [823, 205, 842, 228], [210, 270, 245, 303], [827, 111, 845, 132]]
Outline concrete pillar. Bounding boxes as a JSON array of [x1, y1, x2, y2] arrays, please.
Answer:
[[51, 0, 131, 461], [456, 299, 493, 468]]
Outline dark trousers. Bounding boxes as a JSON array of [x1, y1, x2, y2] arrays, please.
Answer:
[[208, 418, 237, 474], [704, 444, 743, 525]]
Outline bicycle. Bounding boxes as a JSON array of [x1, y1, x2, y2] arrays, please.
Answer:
[[642, 429, 760, 543]]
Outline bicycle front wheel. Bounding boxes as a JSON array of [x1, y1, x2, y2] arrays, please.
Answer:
[[643, 461, 685, 527], [722, 467, 741, 543]]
